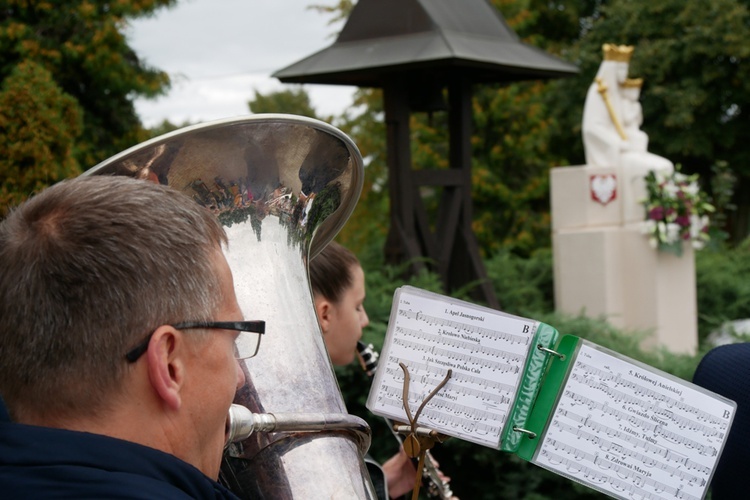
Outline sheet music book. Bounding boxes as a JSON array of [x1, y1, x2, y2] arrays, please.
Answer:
[[366, 286, 736, 500]]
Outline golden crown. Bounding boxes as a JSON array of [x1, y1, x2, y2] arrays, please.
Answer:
[[602, 44, 634, 62]]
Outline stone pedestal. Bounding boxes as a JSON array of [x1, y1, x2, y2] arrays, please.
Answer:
[[551, 165, 698, 354], [619, 226, 697, 352], [553, 227, 625, 327]]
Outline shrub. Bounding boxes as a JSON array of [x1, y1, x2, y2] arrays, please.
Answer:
[[695, 240, 750, 346]]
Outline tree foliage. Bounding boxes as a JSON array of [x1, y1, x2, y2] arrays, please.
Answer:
[[334, 88, 390, 255], [249, 86, 319, 119], [0, 0, 175, 210], [0, 60, 82, 214], [308, 0, 355, 27], [469, 80, 560, 255]]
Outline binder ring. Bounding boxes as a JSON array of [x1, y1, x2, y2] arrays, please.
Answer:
[[537, 344, 565, 360], [513, 426, 537, 439]]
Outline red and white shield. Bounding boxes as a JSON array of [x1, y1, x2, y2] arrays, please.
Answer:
[[590, 174, 617, 205]]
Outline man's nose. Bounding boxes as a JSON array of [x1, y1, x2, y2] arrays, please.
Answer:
[[361, 308, 370, 328], [235, 359, 246, 389]]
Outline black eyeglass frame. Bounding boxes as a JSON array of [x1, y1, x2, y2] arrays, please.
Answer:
[[125, 320, 266, 363]]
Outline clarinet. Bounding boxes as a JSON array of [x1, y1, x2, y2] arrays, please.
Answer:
[[357, 341, 455, 500]]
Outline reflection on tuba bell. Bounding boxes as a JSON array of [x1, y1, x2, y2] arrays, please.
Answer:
[[85, 115, 376, 499]]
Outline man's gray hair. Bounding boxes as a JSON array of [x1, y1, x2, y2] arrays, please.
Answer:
[[0, 175, 228, 420]]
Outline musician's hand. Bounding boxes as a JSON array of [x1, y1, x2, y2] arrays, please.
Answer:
[[426, 456, 460, 500], [382, 447, 417, 498]]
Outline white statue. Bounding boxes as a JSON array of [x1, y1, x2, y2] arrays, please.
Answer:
[[582, 44, 673, 174], [620, 78, 649, 152], [619, 78, 673, 172]]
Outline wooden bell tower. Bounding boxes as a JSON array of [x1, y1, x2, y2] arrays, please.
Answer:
[[275, 0, 577, 307]]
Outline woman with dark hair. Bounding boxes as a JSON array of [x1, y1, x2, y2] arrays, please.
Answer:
[[310, 241, 369, 366], [310, 242, 417, 499]]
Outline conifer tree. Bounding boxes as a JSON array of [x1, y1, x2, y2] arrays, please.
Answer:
[[0, 0, 175, 210]]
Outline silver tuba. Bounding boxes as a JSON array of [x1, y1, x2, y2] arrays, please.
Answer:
[[85, 115, 376, 499]]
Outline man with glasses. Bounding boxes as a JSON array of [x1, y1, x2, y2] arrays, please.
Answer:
[[0, 175, 263, 498]]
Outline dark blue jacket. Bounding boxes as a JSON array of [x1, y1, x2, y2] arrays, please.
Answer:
[[693, 343, 750, 500], [0, 399, 239, 499]]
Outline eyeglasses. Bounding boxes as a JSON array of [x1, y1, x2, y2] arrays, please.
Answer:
[[125, 321, 266, 363]]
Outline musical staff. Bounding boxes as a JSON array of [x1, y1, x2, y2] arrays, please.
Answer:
[[534, 343, 734, 500], [397, 309, 531, 345], [395, 326, 526, 363], [573, 361, 729, 433], [563, 387, 724, 441], [367, 286, 536, 448], [383, 367, 516, 403], [393, 337, 521, 373], [540, 449, 701, 500]]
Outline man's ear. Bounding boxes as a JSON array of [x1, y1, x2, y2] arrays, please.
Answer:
[[314, 296, 332, 334], [146, 326, 185, 411]]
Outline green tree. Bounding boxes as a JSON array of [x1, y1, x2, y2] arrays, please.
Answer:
[[0, 60, 82, 215], [146, 118, 194, 139], [466, 80, 560, 255], [334, 88, 390, 255], [0, 0, 175, 206], [462, 0, 601, 255], [249, 86, 319, 119], [309, 0, 355, 26]]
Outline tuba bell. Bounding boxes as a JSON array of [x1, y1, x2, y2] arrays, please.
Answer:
[[85, 115, 377, 499]]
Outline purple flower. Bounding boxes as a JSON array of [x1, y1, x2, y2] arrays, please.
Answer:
[[649, 207, 665, 220]]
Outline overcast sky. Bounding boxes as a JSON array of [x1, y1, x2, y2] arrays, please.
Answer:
[[126, 0, 357, 127]]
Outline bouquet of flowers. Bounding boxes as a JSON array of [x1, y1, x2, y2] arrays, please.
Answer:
[[641, 169, 714, 256]]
